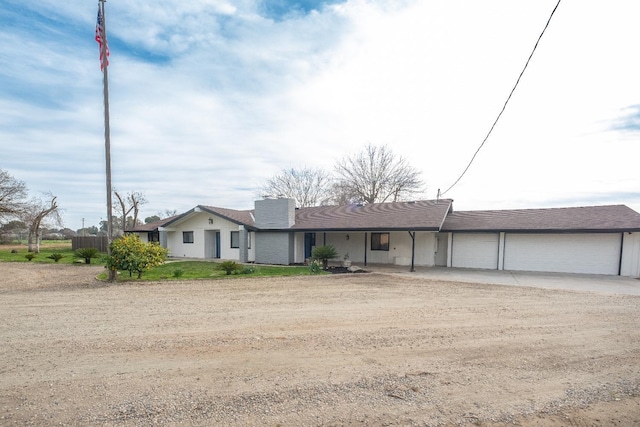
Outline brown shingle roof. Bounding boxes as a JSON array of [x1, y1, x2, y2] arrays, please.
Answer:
[[290, 199, 453, 231], [442, 204, 640, 232], [127, 215, 179, 232], [150, 201, 640, 234]]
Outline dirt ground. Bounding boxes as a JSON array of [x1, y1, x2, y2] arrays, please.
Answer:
[[1, 263, 639, 426]]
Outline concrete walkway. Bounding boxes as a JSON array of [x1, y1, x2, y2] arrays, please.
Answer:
[[365, 264, 640, 296]]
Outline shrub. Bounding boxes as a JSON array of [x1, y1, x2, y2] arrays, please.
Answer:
[[240, 265, 256, 275], [172, 268, 184, 278], [47, 253, 64, 263], [217, 260, 241, 275], [105, 235, 169, 279], [308, 259, 322, 274], [75, 247, 101, 264], [25, 253, 35, 261], [311, 245, 338, 270]]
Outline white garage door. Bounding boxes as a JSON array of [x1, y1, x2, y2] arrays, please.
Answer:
[[452, 233, 499, 269], [504, 233, 621, 275]]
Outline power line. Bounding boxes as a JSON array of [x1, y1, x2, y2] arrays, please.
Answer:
[[440, 0, 562, 197]]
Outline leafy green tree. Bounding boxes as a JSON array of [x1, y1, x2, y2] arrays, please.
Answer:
[[1, 220, 26, 232], [311, 245, 338, 270], [145, 215, 161, 224], [77, 225, 99, 236], [106, 234, 168, 279]]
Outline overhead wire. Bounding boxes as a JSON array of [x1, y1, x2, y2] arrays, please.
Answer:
[[440, 0, 563, 197]]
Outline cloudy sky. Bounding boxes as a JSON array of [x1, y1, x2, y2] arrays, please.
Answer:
[[1, 0, 639, 230]]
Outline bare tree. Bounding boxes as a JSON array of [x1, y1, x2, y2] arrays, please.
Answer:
[[333, 144, 424, 204], [0, 169, 28, 220], [260, 167, 333, 207], [19, 195, 62, 253], [113, 191, 147, 232], [159, 209, 178, 218]]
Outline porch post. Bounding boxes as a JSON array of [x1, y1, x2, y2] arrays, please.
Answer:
[[364, 232, 368, 266], [408, 231, 416, 272]]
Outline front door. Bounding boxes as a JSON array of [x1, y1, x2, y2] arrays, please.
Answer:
[[215, 232, 221, 259], [304, 233, 315, 260]]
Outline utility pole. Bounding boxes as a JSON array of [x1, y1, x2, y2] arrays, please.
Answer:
[[98, 0, 115, 281]]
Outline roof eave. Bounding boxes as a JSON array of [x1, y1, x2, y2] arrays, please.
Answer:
[[262, 226, 442, 232], [442, 228, 640, 233]]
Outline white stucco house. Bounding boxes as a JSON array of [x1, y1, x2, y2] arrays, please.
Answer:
[[128, 198, 640, 278]]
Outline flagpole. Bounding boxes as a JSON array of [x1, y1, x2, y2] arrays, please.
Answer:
[[99, 0, 115, 281]]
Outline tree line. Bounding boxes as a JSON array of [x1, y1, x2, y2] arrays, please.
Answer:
[[260, 144, 425, 207], [0, 169, 178, 251], [0, 169, 61, 252]]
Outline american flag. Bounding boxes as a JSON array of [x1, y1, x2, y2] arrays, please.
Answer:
[[95, 6, 109, 70]]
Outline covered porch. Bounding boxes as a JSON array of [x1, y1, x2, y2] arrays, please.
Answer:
[[293, 230, 449, 270]]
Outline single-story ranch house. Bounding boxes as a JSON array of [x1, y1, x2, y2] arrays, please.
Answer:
[[129, 198, 640, 278]]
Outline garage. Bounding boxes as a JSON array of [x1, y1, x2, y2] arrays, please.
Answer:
[[503, 233, 622, 275], [452, 233, 499, 269]]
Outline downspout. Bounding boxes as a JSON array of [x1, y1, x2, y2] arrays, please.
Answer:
[[408, 231, 416, 272]]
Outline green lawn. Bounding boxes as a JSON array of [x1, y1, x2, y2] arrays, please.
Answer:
[[99, 260, 316, 281], [0, 245, 90, 264], [1, 243, 319, 280]]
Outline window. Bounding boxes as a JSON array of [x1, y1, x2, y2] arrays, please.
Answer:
[[371, 232, 389, 251], [230, 231, 239, 248], [247, 232, 251, 249], [183, 231, 194, 244]]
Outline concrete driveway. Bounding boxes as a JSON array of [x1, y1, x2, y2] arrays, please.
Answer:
[[367, 265, 640, 296]]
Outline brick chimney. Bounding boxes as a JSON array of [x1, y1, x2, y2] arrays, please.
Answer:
[[254, 198, 295, 229]]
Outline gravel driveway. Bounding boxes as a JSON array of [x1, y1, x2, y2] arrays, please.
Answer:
[[1, 263, 639, 426]]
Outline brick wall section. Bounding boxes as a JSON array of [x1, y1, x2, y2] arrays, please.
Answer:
[[239, 227, 249, 263], [255, 232, 294, 265]]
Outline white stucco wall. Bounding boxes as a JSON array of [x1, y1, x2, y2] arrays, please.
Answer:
[[131, 232, 149, 243], [321, 231, 437, 267], [324, 232, 367, 263], [164, 211, 246, 260]]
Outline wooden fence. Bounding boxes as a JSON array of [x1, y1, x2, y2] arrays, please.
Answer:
[[72, 236, 109, 252]]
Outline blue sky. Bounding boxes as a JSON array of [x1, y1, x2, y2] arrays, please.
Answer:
[[1, 0, 639, 230]]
